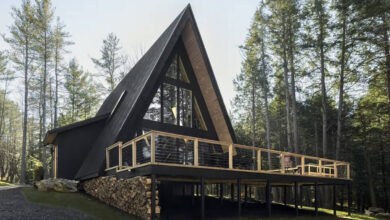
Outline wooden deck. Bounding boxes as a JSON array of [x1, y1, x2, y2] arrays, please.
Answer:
[[104, 131, 350, 181]]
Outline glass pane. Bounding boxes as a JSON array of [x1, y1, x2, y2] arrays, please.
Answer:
[[143, 87, 161, 122], [166, 55, 177, 79], [179, 88, 192, 127], [163, 83, 177, 125], [193, 98, 207, 131], [178, 56, 190, 83]]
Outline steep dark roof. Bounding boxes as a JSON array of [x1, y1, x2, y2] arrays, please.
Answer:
[[43, 114, 109, 145], [72, 4, 236, 180]]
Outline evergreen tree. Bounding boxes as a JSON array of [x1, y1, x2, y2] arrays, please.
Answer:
[[92, 33, 126, 93], [3, 0, 35, 184]]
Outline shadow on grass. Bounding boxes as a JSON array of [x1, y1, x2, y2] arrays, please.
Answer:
[[22, 188, 140, 220]]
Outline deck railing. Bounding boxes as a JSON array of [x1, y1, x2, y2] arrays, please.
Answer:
[[105, 131, 350, 179]]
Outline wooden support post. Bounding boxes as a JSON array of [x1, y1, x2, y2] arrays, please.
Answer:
[[340, 187, 344, 211], [300, 185, 303, 208], [106, 149, 109, 169], [281, 153, 285, 174], [283, 185, 287, 206], [231, 183, 234, 201], [294, 181, 298, 216], [257, 149, 261, 171], [220, 183, 223, 205], [151, 174, 156, 220], [314, 182, 318, 216], [201, 177, 205, 220], [334, 162, 338, 178], [151, 133, 155, 163], [229, 144, 233, 169], [132, 141, 136, 166], [347, 163, 350, 179], [119, 145, 122, 168], [301, 157, 305, 175], [244, 184, 248, 202], [266, 179, 271, 217], [237, 178, 241, 217], [348, 183, 351, 216], [194, 139, 199, 166], [333, 183, 337, 216]]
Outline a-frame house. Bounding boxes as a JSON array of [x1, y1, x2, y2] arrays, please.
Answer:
[[44, 4, 351, 220]]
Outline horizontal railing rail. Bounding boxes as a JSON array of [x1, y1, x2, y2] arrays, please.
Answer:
[[105, 131, 351, 179]]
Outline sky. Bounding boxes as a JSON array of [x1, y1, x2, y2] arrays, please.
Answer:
[[0, 0, 259, 112]]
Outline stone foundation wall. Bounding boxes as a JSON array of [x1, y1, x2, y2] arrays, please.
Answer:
[[83, 176, 160, 220]]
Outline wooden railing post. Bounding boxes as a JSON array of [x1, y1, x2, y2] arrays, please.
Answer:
[[319, 160, 322, 176], [301, 157, 305, 175], [347, 163, 350, 179], [119, 143, 123, 168], [334, 162, 338, 178], [106, 148, 109, 169], [281, 153, 285, 174], [194, 139, 199, 166], [132, 140, 136, 167], [229, 144, 233, 169], [257, 149, 261, 171], [151, 133, 155, 163]]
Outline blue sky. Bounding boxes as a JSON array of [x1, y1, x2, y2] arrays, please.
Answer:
[[0, 0, 259, 111]]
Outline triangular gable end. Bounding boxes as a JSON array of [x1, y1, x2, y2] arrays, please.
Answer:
[[75, 4, 236, 180], [137, 39, 219, 141]]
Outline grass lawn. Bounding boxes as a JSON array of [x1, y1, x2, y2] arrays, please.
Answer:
[[280, 204, 379, 220], [22, 187, 139, 220], [0, 181, 14, 186]]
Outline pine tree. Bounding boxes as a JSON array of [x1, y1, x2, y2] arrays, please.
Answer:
[[33, 0, 54, 179], [3, 0, 35, 184], [92, 33, 125, 93]]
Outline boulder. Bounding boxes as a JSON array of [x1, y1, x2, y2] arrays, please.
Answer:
[[376, 212, 390, 219], [35, 178, 79, 192], [368, 207, 385, 213]]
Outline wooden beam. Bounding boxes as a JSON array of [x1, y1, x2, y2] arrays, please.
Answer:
[[301, 157, 305, 175], [151, 174, 156, 220], [201, 176, 205, 220], [266, 179, 271, 217], [315, 182, 318, 216], [237, 178, 241, 217], [231, 183, 234, 201], [333, 183, 337, 216], [347, 183, 351, 216], [220, 183, 223, 205], [294, 181, 298, 216]]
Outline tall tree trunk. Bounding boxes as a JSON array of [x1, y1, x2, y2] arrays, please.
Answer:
[[251, 81, 256, 169], [54, 47, 59, 128], [20, 39, 29, 184], [282, 19, 292, 152], [42, 31, 48, 179], [336, 14, 346, 160], [316, 0, 328, 158], [314, 120, 319, 157], [287, 21, 299, 154], [261, 38, 272, 168], [382, 16, 390, 128]]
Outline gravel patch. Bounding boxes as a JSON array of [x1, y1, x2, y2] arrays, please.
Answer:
[[0, 188, 97, 220]]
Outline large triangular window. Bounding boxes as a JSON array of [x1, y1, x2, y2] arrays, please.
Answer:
[[143, 54, 207, 131]]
